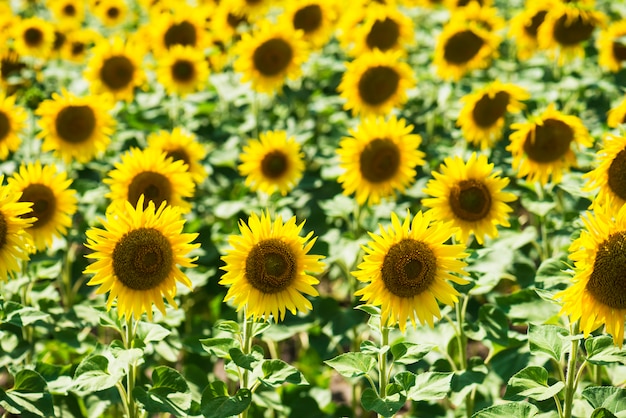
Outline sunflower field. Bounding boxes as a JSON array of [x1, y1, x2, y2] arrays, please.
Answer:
[[2, 0, 626, 417]]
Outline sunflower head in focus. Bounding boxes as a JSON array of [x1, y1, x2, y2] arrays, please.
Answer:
[[220, 211, 325, 321], [457, 80, 529, 150], [150, 9, 207, 57], [12, 17, 55, 59], [608, 97, 626, 129], [280, 0, 337, 49], [597, 20, 626, 73], [93, 0, 129, 27], [508, 1, 554, 60], [234, 20, 309, 94], [7, 162, 78, 252], [35, 89, 115, 164], [353, 210, 469, 333], [146, 127, 208, 185], [84, 36, 146, 102], [85, 196, 199, 321], [338, 49, 414, 116], [0, 92, 27, 161], [0, 176, 34, 281], [555, 204, 626, 347], [422, 153, 516, 245], [238, 130, 305, 196], [155, 44, 210, 97], [583, 134, 626, 211], [507, 104, 592, 185], [349, 6, 414, 56], [48, 0, 85, 28], [337, 115, 424, 206]]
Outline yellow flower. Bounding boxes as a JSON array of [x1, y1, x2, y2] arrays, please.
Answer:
[[457, 80, 529, 150], [210, 2, 249, 44], [354, 210, 469, 333], [238, 130, 305, 196], [85, 196, 199, 321], [0, 50, 26, 92], [0, 177, 34, 281], [35, 89, 115, 164], [508, 1, 554, 60], [0, 93, 27, 161], [444, 0, 493, 11], [280, 0, 337, 49], [62, 28, 102, 63], [12, 17, 55, 58], [555, 204, 626, 347], [7, 162, 78, 252], [146, 127, 208, 185], [149, 8, 208, 57], [597, 20, 626, 73], [337, 115, 425, 206], [583, 134, 626, 211], [348, 5, 414, 56], [220, 211, 325, 321], [48, 0, 85, 29], [93, 0, 129, 27], [449, 1, 505, 33], [338, 49, 414, 116], [608, 97, 626, 128], [155, 44, 210, 97], [230, 0, 272, 20], [422, 153, 516, 245]]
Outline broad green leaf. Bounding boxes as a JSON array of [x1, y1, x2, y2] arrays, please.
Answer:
[[5, 306, 50, 327], [582, 386, 626, 414], [406, 372, 453, 401], [324, 352, 376, 378], [355, 305, 381, 317], [133, 366, 191, 416], [586, 336, 626, 366], [229, 346, 264, 371], [260, 359, 308, 387], [505, 366, 565, 402], [252, 321, 271, 337], [215, 320, 240, 334], [109, 340, 144, 376], [361, 386, 406, 417], [360, 340, 385, 355], [200, 337, 239, 358], [478, 304, 509, 346], [72, 355, 121, 393], [393, 371, 416, 393], [591, 408, 617, 418], [0, 369, 54, 417], [200, 381, 251, 418], [528, 324, 569, 362], [136, 321, 171, 344], [390, 342, 434, 365], [472, 402, 539, 418]]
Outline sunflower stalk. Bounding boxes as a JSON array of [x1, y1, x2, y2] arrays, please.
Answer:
[[124, 316, 139, 418], [562, 321, 580, 418], [240, 312, 255, 418], [377, 324, 390, 418]]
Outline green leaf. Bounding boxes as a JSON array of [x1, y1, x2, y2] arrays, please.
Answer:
[[586, 336, 626, 365], [472, 402, 539, 418], [406, 372, 453, 401], [324, 352, 376, 378], [229, 346, 264, 371], [390, 342, 434, 365], [252, 321, 271, 337], [360, 340, 383, 355], [133, 366, 191, 417], [200, 381, 251, 418], [528, 324, 569, 362], [582, 386, 626, 413], [136, 321, 171, 344], [215, 320, 240, 334], [0, 370, 54, 417], [361, 386, 406, 417], [5, 306, 50, 327], [505, 366, 565, 402], [72, 355, 121, 393], [260, 359, 308, 387], [393, 371, 416, 393], [355, 304, 381, 317], [591, 408, 617, 418], [478, 304, 509, 346], [200, 337, 239, 358]]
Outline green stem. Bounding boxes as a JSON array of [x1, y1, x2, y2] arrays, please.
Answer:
[[562, 322, 580, 418], [61, 243, 74, 310], [240, 313, 254, 418], [125, 317, 138, 418], [378, 325, 390, 405]]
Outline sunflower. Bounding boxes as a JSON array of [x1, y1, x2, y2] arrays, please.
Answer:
[[150, 9, 208, 57], [434, 20, 499, 81], [449, 1, 505, 32], [238, 130, 304, 196], [146, 127, 208, 185], [538, 2, 606, 65], [597, 20, 626, 73], [0, 50, 26, 92], [337, 116, 424, 206], [104, 147, 196, 214], [507, 104, 592, 186], [155, 44, 210, 97], [508, 1, 554, 60], [7, 162, 78, 252], [583, 134, 626, 211], [210, 2, 249, 44], [230, 0, 272, 20], [233, 20, 309, 94], [608, 97, 626, 128], [62, 28, 101, 63], [353, 210, 468, 333], [12, 17, 55, 58], [84, 36, 146, 102], [444, 0, 493, 10], [0, 93, 27, 161], [48, 0, 85, 28], [220, 211, 325, 321], [554, 204, 626, 347], [93, 0, 129, 27], [422, 153, 516, 245], [349, 6, 414, 56], [280, 0, 337, 48], [457, 81, 529, 150], [338, 49, 414, 116], [0, 177, 34, 281], [85, 196, 199, 321], [35, 89, 115, 164]]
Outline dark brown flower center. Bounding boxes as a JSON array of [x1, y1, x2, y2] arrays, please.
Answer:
[[523, 118, 574, 163], [612, 42, 626, 63], [55, 105, 96, 143], [245, 238, 297, 294], [100, 55, 135, 91], [53, 31, 66, 51], [0, 212, 7, 249], [19, 183, 56, 229], [449, 179, 492, 222], [128, 171, 172, 210], [553, 14, 595, 46], [357, 66, 399, 106], [253, 38, 293, 76], [107, 6, 120, 19], [457, 0, 483, 5], [366, 18, 400, 51], [227, 13, 247, 30], [444, 29, 484, 64], [0, 111, 10, 140], [260, 150, 289, 179], [164, 21, 197, 48], [359, 138, 400, 183], [1, 55, 26, 80], [524, 10, 547, 38], [112, 227, 173, 290], [62, 4, 76, 16], [472, 91, 510, 128], [171, 59, 195, 82], [586, 231, 626, 309], [381, 238, 437, 298], [24, 27, 44, 47], [166, 149, 190, 167], [607, 148, 626, 202], [71, 42, 85, 56], [293, 4, 322, 33]]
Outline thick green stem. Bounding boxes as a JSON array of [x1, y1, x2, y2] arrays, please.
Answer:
[[125, 317, 138, 418], [240, 313, 254, 418], [563, 322, 580, 418], [377, 325, 390, 418]]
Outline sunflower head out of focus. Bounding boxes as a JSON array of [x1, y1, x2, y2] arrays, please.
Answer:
[[238, 130, 305, 196], [48, 0, 85, 28], [155, 44, 210, 97], [348, 6, 414, 56], [210, 2, 249, 44], [597, 20, 626, 73], [150, 10, 207, 57], [0, 93, 27, 161], [538, 3, 606, 65], [353, 210, 469, 333], [0, 50, 27, 93], [7, 162, 78, 252], [62, 28, 101, 63], [449, 1, 505, 33], [583, 134, 626, 211], [280, 0, 337, 49], [608, 97, 626, 129], [234, 20, 309, 94], [93, 0, 129, 27], [507, 104, 592, 185], [105, 147, 196, 214], [508, 1, 554, 60], [457, 81, 529, 150], [337, 115, 424, 206], [422, 153, 516, 245], [35, 89, 115, 164], [230, 0, 271, 21], [555, 204, 626, 347], [84, 36, 146, 102], [220, 211, 325, 322], [12, 17, 56, 59], [444, 0, 493, 11], [146, 127, 208, 185], [0, 176, 34, 281], [85, 196, 199, 321], [338, 49, 415, 116]]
